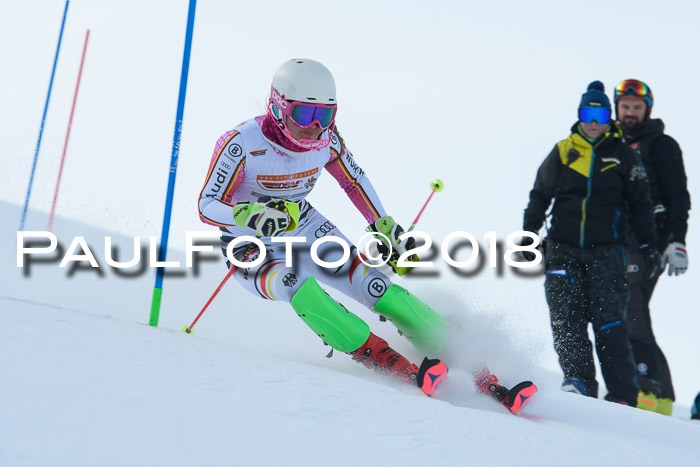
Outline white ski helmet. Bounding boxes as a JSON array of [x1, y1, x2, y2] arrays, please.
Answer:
[[272, 58, 336, 105], [268, 59, 337, 150]]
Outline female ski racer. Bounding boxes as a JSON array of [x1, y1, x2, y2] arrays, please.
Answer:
[[198, 59, 536, 411], [198, 58, 448, 396]]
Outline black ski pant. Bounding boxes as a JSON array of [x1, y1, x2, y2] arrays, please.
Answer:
[[544, 240, 639, 406], [626, 249, 675, 400]]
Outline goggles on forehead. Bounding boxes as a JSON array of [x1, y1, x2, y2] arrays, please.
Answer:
[[579, 106, 611, 125], [614, 79, 653, 107], [270, 87, 337, 129]]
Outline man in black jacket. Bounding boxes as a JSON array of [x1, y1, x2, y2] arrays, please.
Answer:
[[615, 79, 691, 415], [522, 81, 662, 406]]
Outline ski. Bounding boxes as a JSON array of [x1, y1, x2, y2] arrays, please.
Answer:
[[411, 360, 537, 414], [416, 357, 448, 396], [474, 368, 537, 414]]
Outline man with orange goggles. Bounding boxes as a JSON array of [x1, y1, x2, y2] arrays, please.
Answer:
[[614, 79, 692, 416]]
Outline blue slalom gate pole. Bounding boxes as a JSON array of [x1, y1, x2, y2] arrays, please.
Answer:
[[19, 0, 70, 231], [150, 0, 197, 326]]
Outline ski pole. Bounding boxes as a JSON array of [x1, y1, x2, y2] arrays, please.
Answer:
[[378, 179, 443, 278], [182, 265, 236, 334], [182, 239, 259, 334], [407, 179, 444, 232]]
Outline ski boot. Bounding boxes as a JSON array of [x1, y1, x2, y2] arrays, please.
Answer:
[[474, 367, 537, 414], [349, 333, 447, 396]]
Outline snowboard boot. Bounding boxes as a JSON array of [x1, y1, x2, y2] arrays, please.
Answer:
[[349, 332, 419, 383], [637, 390, 659, 413], [657, 397, 673, 416], [561, 378, 595, 397]]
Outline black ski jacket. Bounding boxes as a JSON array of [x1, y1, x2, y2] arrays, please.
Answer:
[[524, 122, 656, 249], [623, 118, 691, 247]]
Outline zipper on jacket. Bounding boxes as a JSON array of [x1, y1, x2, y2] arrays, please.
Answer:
[[580, 151, 597, 248], [577, 129, 612, 248]]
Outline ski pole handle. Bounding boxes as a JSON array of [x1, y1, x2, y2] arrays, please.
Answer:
[[407, 179, 443, 232]]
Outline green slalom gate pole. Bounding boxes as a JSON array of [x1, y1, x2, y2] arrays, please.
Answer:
[[149, 0, 197, 326]]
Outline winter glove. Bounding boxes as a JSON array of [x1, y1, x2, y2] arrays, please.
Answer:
[[639, 244, 663, 280], [369, 216, 416, 276], [232, 197, 300, 237], [662, 242, 688, 276]]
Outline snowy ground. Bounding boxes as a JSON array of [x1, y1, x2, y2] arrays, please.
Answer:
[[3, 296, 700, 467], [2, 203, 700, 466]]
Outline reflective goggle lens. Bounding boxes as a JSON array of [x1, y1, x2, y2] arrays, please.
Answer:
[[290, 103, 336, 128], [615, 80, 650, 99], [579, 106, 611, 124]]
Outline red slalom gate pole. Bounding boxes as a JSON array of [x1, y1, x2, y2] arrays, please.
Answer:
[[48, 29, 90, 231], [182, 265, 237, 334]]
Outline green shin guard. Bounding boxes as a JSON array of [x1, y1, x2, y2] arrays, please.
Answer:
[[373, 284, 448, 355], [290, 277, 370, 352]]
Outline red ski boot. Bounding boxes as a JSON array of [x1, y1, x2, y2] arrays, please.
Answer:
[[350, 332, 419, 383], [473, 367, 537, 414], [349, 333, 448, 396]]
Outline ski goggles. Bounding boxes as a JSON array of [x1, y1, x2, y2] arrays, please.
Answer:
[[579, 106, 611, 124], [270, 87, 337, 129], [614, 79, 653, 107]]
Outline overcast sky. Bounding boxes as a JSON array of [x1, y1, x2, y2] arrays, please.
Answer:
[[2, 0, 698, 242]]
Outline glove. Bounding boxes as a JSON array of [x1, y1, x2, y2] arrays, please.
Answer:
[[232, 197, 300, 237], [663, 242, 688, 276], [639, 244, 663, 280], [518, 234, 539, 262], [369, 216, 416, 276]]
